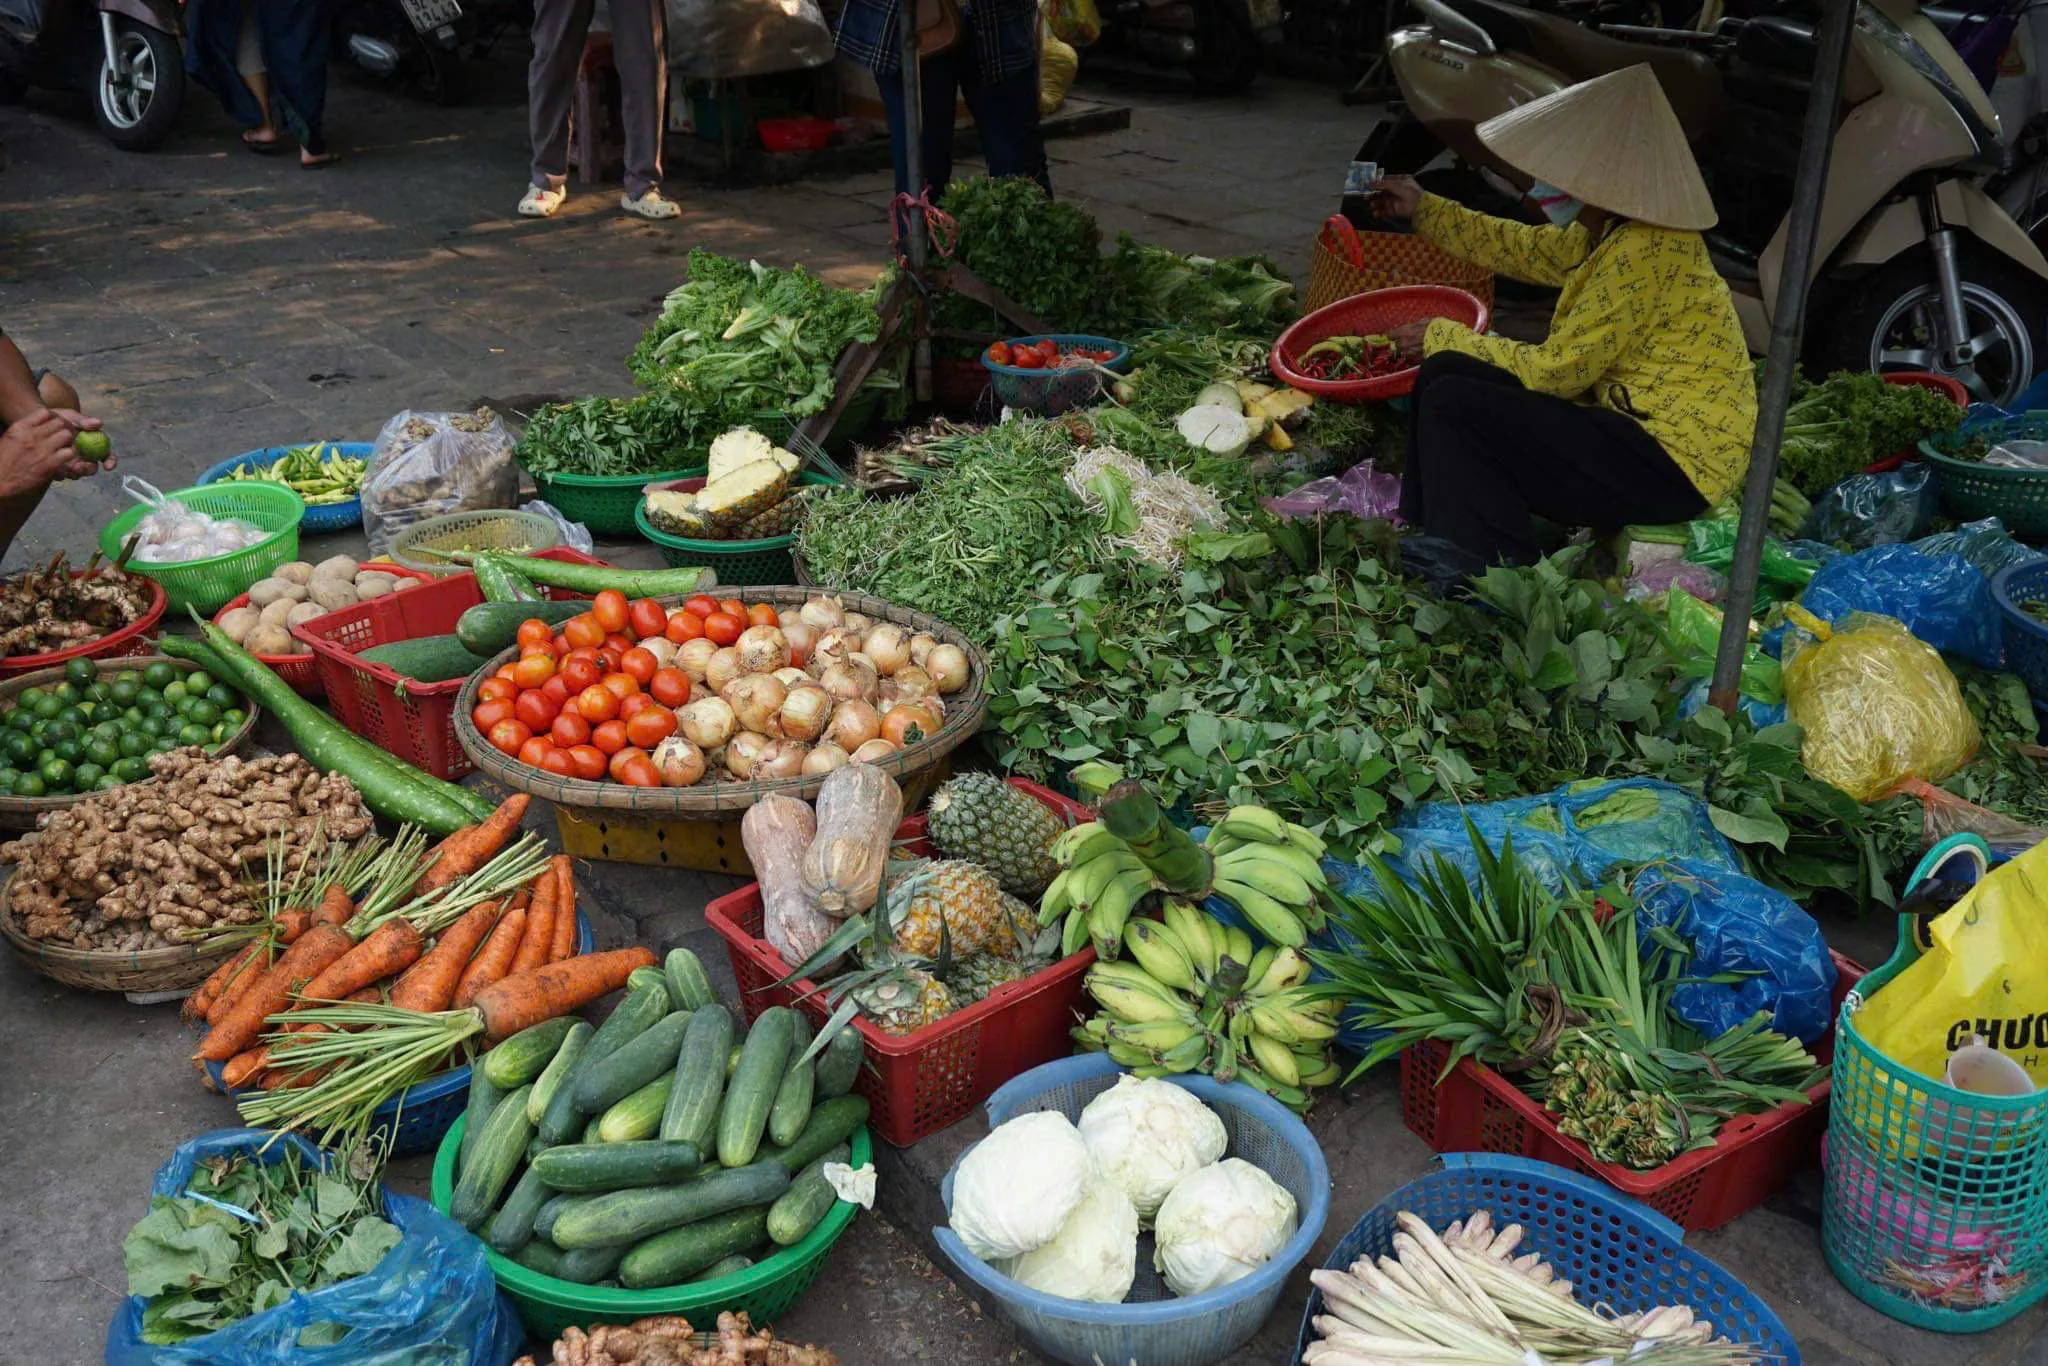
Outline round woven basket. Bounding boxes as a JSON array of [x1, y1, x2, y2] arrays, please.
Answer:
[[0, 870, 236, 992], [386, 509, 563, 575], [0, 654, 262, 830], [453, 586, 988, 817]]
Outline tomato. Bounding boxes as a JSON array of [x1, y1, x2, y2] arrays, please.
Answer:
[[604, 633, 636, 658], [628, 598, 668, 641], [592, 589, 630, 635], [702, 612, 744, 647], [494, 662, 518, 683], [552, 634, 571, 656], [540, 674, 571, 706], [620, 646, 658, 684], [559, 656, 601, 693], [717, 599, 746, 622], [472, 698, 516, 732], [746, 603, 780, 628], [513, 689, 560, 732], [608, 744, 653, 781], [477, 677, 517, 705], [517, 735, 554, 767], [600, 671, 639, 701], [487, 718, 533, 757], [986, 341, 1013, 366], [649, 667, 690, 707], [618, 692, 656, 721], [539, 746, 576, 777], [625, 706, 677, 749], [1011, 347, 1043, 370], [591, 720, 629, 756], [550, 711, 592, 747], [563, 614, 606, 650], [665, 611, 705, 644], [516, 619, 556, 653], [684, 594, 720, 618], [512, 654, 556, 691], [592, 648, 621, 673], [566, 744, 607, 780], [576, 685, 620, 723], [617, 752, 661, 787]]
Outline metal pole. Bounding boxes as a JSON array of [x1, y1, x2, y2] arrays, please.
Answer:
[[1707, 0, 1858, 712], [899, 11, 933, 401]]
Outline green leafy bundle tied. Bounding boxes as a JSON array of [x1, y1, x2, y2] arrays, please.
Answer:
[[1776, 369, 1963, 497]]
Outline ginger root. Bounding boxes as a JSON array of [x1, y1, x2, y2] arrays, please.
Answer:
[[514, 1313, 840, 1366]]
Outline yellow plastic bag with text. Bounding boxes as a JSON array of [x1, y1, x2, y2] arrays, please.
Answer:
[[1781, 606, 1978, 802]]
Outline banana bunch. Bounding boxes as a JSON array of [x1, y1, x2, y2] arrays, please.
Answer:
[[1037, 820, 1157, 958], [1203, 806, 1331, 948], [1071, 901, 1344, 1112]]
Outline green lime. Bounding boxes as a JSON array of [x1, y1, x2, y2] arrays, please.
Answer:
[[176, 722, 210, 747], [14, 772, 46, 798], [63, 658, 96, 689], [84, 738, 119, 768], [141, 696, 171, 718], [5, 709, 31, 733], [14, 687, 44, 710], [185, 699, 221, 727], [92, 774, 120, 791], [117, 731, 151, 758], [113, 670, 141, 687], [222, 708, 248, 728], [42, 720, 77, 744], [31, 693, 62, 721], [206, 684, 237, 709], [73, 431, 110, 463], [121, 706, 144, 726], [72, 761, 105, 788], [162, 681, 187, 706], [55, 707, 84, 729], [152, 736, 177, 753], [92, 720, 120, 741], [38, 758, 71, 790], [51, 681, 78, 706], [109, 679, 139, 707], [49, 738, 82, 765], [184, 671, 211, 693], [1, 732, 31, 766], [143, 662, 177, 690], [138, 715, 164, 738], [113, 756, 148, 782]]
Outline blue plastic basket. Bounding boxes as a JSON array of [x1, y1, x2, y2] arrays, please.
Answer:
[[1991, 561, 2048, 706], [1293, 1153, 1800, 1365], [198, 442, 369, 536], [982, 335, 1131, 415], [934, 1053, 1330, 1366]]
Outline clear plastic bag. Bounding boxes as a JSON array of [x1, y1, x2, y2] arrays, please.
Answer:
[[360, 409, 517, 554], [666, 0, 833, 77], [1984, 438, 2048, 470], [520, 499, 594, 554], [1625, 553, 1723, 604], [119, 478, 266, 564], [1913, 517, 2046, 579], [1781, 606, 1980, 802], [1796, 543, 2002, 669], [1896, 777, 2048, 860], [104, 1128, 523, 1365], [1800, 462, 1937, 548], [1263, 461, 1402, 523]]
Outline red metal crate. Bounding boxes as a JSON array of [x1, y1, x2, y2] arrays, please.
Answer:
[[213, 562, 435, 698], [707, 778, 1095, 1147], [292, 548, 607, 779], [1399, 949, 1865, 1232]]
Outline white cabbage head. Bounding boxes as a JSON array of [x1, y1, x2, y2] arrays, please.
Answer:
[[1152, 1158, 1298, 1297], [1076, 1075, 1228, 1224], [949, 1111, 1092, 1262], [998, 1174, 1140, 1303]]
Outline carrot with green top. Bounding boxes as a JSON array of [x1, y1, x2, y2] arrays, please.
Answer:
[[415, 794, 531, 898], [198, 923, 353, 1063], [512, 866, 558, 975], [548, 858, 577, 961], [188, 941, 266, 1023], [294, 920, 425, 1007], [455, 902, 528, 1008], [390, 900, 501, 1013], [315, 884, 355, 926]]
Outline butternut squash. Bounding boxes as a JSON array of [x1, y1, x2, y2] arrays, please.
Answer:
[[743, 796, 834, 964], [799, 763, 902, 916]]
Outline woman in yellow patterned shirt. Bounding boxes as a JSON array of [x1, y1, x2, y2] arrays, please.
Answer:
[[1372, 64, 1757, 570]]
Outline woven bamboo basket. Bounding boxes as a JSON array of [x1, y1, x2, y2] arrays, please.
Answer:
[[452, 587, 987, 866], [0, 871, 237, 993], [0, 655, 262, 830]]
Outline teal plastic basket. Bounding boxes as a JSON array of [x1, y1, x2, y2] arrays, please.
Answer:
[[1824, 834, 2048, 1332], [1918, 413, 2048, 536], [98, 483, 305, 614], [635, 470, 842, 586]]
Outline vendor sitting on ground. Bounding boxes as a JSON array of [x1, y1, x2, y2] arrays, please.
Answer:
[[0, 327, 111, 561], [1371, 64, 1756, 570]]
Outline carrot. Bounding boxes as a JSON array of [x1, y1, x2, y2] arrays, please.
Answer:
[[222, 1047, 269, 1091], [416, 793, 531, 897], [471, 947, 657, 1042], [549, 857, 578, 962], [187, 942, 264, 1022], [198, 923, 353, 1063], [296, 920, 424, 1007], [455, 905, 527, 1009], [261, 988, 384, 1088], [512, 866, 558, 976], [390, 900, 502, 1013], [274, 906, 314, 944], [315, 884, 354, 926]]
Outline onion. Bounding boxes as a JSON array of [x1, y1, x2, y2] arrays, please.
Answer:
[[927, 643, 970, 694], [851, 738, 897, 763], [736, 624, 790, 675], [641, 637, 679, 669], [819, 660, 878, 703], [651, 736, 707, 787], [802, 742, 850, 776], [888, 665, 936, 700], [863, 623, 911, 676], [848, 652, 880, 678], [705, 647, 745, 694], [677, 637, 719, 682], [773, 667, 811, 689], [678, 697, 738, 749], [882, 703, 941, 748], [844, 611, 874, 636], [725, 731, 773, 778], [753, 739, 810, 780], [723, 673, 788, 736], [824, 699, 882, 751], [779, 684, 834, 743], [689, 680, 713, 704], [909, 633, 938, 668], [808, 627, 861, 675], [799, 596, 846, 632], [782, 620, 818, 668]]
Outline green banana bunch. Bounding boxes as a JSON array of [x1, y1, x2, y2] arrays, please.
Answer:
[[1204, 805, 1331, 947]]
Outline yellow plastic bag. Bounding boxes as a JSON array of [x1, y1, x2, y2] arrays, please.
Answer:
[[1046, 0, 1101, 46], [1781, 606, 1978, 802], [1039, 20, 1078, 114]]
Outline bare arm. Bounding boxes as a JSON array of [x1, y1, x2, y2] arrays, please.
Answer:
[[0, 333, 44, 426]]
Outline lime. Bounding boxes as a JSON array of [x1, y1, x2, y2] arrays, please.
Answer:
[[162, 681, 187, 706], [51, 681, 78, 706], [50, 738, 82, 765], [92, 720, 120, 742], [72, 761, 105, 788], [6, 708, 32, 733], [118, 731, 151, 758], [206, 684, 237, 709], [1, 733, 31, 766], [63, 658, 96, 689], [15, 687, 44, 710], [113, 756, 148, 783], [185, 671, 211, 694], [177, 722, 211, 747], [13, 772, 45, 798], [109, 679, 139, 707], [113, 670, 141, 688], [84, 738, 118, 768], [92, 774, 120, 791], [222, 708, 248, 728], [138, 716, 164, 738], [73, 431, 110, 463], [143, 662, 177, 690], [31, 693, 62, 721], [42, 720, 77, 745], [185, 699, 221, 727], [38, 758, 71, 790], [152, 736, 178, 753]]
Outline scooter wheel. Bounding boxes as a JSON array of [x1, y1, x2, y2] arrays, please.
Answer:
[[94, 18, 183, 151]]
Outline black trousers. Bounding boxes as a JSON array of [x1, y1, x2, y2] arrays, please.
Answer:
[[1398, 353, 1708, 566]]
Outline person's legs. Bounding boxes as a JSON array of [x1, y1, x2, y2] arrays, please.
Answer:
[[528, 0, 598, 199], [958, 56, 1048, 191], [1399, 352, 1520, 527], [255, 0, 333, 162], [609, 0, 671, 207], [880, 46, 963, 198], [236, 9, 279, 147]]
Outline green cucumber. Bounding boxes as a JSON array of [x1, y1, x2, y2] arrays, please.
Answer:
[[727, 1043, 743, 1078], [620, 1208, 771, 1289], [451, 1082, 536, 1229], [768, 1015, 816, 1147], [528, 1020, 594, 1123], [581, 1115, 606, 1144], [537, 983, 669, 1144], [459, 1068, 504, 1177], [551, 1161, 790, 1250], [690, 1253, 754, 1283], [628, 966, 671, 998], [663, 948, 716, 1010], [533, 1194, 577, 1243], [660, 1004, 734, 1149], [598, 1074, 673, 1143], [473, 555, 542, 604], [767, 1142, 850, 1246], [718, 1008, 796, 1168], [484, 1017, 579, 1089], [573, 1010, 693, 1113], [761, 1095, 869, 1174], [486, 1164, 553, 1256], [454, 599, 584, 656], [813, 1027, 865, 1099], [532, 1140, 705, 1192], [514, 1239, 626, 1284], [358, 633, 491, 683]]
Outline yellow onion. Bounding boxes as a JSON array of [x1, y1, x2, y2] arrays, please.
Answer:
[[640, 637, 680, 669], [843, 611, 875, 636], [882, 702, 941, 748], [824, 698, 882, 751], [851, 738, 897, 763], [909, 632, 938, 668], [819, 660, 879, 703], [688, 679, 714, 704], [678, 696, 738, 749], [773, 667, 811, 689], [802, 742, 850, 776], [725, 731, 773, 778], [677, 637, 719, 682], [798, 596, 846, 631], [651, 736, 707, 787], [753, 739, 810, 780], [705, 647, 745, 694], [926, 643, 970, 694], [779, 684, 834, 743], [808, 627, 862, 675], [736, 624, 790, 675], [723, 673, 788, 736], [863, 623, 911, 676], [888, 665, 936, 700]]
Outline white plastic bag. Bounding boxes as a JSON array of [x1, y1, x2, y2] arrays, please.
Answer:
[[119, 478, 265, 564], [520, 499, 594, 554], [361, 409, 517, 554]]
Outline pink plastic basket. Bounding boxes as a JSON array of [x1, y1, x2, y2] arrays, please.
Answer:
[[1270, 285, 1489, 403]]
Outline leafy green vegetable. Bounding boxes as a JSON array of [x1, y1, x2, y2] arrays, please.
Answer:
[[933, 177, 1109, 339], [1775, 368, 1963, 497], [1100, 234, 1297, 333], [516, 394, 696, 478]]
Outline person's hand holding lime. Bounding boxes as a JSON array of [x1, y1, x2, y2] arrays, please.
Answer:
[[74, 431, 110, 464], [53, 411, 111, 479]]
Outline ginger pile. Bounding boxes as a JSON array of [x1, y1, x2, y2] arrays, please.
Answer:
[[1, 749, 371, 951], [515, 1313, 839, 1366], [0, 552, 156, 657]]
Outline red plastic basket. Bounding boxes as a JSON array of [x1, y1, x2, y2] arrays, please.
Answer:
[[212, 562, 434, 698], [1270, 285, 1490, 403], [706, 777, 1095, 1147], [292, 548, 607, 780], [1863, 371, 1972, 474], [1399, 950, 1865, 1232], [0, 572, 167, 676]]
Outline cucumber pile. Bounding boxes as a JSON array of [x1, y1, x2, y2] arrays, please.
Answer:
[[448, 947, 870, 1291]]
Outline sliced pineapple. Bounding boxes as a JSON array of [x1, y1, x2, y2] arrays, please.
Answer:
[[645, 488, 718, 539], [707, 427, 781, 484], [697, 459, 791, 531]]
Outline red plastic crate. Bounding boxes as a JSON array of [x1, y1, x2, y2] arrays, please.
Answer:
[[213, 562, 435, 698], [1399, 950, 1866, 1232], [292, 548, 607, 779], [706, 777, 1095, 1147]]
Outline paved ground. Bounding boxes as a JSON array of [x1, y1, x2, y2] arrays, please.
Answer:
[[3, 44, 2046, 1366]]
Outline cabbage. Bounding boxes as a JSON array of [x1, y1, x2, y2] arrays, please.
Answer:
[[949, 1112, 1092, 1262], [1077, 1076, 1227, 1224], [1153, 1158, 1298, 1296], [998, 1175, 1139, 1303]]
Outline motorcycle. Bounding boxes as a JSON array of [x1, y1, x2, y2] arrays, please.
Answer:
[[333, 0, 466, 103], [1090, 0, 1285, 93], [0, 0, 185, 150], [1363, 0, 2048, 404]]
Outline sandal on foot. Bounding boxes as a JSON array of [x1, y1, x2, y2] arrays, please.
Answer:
[[520, 184, 567, 217], [619, 189, 680, 220], [301, 148, 340, 169], [242, 129, 284, 154]]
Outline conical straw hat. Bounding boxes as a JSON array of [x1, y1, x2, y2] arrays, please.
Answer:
[[1476, 64, 1717, 231]]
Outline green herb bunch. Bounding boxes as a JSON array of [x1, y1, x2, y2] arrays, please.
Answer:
[[1775, 368, 1964, 496], [934, 177, 1109, 336]]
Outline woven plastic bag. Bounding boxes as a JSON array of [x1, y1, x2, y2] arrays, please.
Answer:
[[1780, 606, 1979, 802], [1632, 857, 1838, 1043], [106, 1128, 523, 1365], [361, 409, 517, 554]]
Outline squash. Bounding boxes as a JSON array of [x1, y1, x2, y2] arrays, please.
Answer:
[[799, 764, 903, 916], [743, 796, 835, 963]]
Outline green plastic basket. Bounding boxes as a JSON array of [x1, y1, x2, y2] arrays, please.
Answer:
[[1918, 413, 2048, 535], [1823, 834, 2048, 1333], [97, 483, 304, 614], [430, 1113, 871, 1339], [634, 471, 842, 586], [526, 467, 700, 537]]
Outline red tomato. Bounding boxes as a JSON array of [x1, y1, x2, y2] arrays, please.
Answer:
[[551, 712, 592, 747], [592, 648, 621, 673], [665, 611, 705, 644], [539, 746, 576, 777], [516, 619, 556, 653], [702, 612, 743, 647], [552, 633, 570, 656], [986, 341, 1013, 366], [477, 677, 517, 705], [628, 598, 667, 641], [513, 689, 560, 732], [684, 594, 720, 619], [746, 603, 780, 628], [493, 662, 518, 683], [576, 685, 620, 723], [592, 720, 629, 756], [649, 667, 690, 707], [620, 646, 658, 684], [625, 706, 676, 749], [592, 589, 630, 635], [604, 633, 636, 658], [563, 614, 605, 650], [716, 598, 746, 622], [600, 671, 639, 701], [472, 698, 516, 732], [617, 753, 661, 787], [487, 718, 533, 757], [618, 692, 656, 721], [540, 674, 571, 707], [512, 654, 556, 691], [1011, 347, 1043, 371], [517, 735, 553, 767], [559, 656, 601, 693], [566, 744, 607, 780]]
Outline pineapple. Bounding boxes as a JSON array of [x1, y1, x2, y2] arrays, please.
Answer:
[[644, 488, 717, 539], [698, 459, 791, 531], [925, 773, 1063, 897], [945, 952, 1030, 1005], [852, 965, 955, 1035], [734, 483, 818, 539], [886, 859, 1013, 959], [706, 426, 791, 483]]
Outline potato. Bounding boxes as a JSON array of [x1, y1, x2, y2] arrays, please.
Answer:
[[308, 578, 359, 611], [274, 561, 316, 585], [313, 554, 359, 582], [259, 598, 298, 627], [247, 577, 307, 608], [285, 601, 326, 630], [246, 623, 294, 655], [353, 572, 398, 600], [217, 606, 261, 644]]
